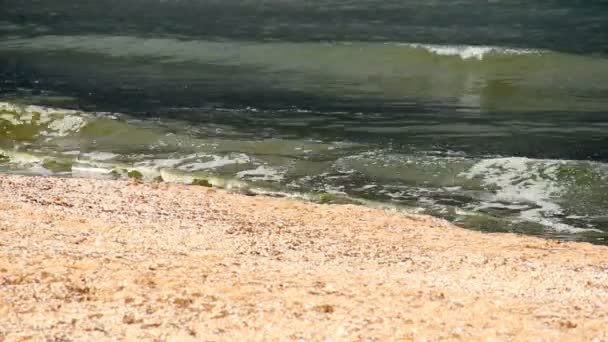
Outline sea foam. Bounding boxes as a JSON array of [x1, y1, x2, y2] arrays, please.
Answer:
[[403, 43, 542, 60], [461, 157, 603, 234]]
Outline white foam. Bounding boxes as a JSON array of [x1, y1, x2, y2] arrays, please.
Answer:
[[461, 157, 602, 234], [404, 43, 541, 60], [0, 102, 87, 137], [0, 102, 80, 118], [0, 113, 22, 125], [45, 115, 86, 136]]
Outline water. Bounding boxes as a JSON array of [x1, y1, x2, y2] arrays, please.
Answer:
[[1, 0, 608, 243]]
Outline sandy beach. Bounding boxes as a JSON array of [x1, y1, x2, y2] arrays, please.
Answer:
[[0, 174, 607, 341]]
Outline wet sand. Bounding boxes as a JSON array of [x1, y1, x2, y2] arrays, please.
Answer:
[[0, 174, 607, 341]]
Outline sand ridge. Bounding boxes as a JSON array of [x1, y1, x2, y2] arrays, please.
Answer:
[[0, 174, 607, 341]]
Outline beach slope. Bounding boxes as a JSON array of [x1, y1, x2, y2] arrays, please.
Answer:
[[0, 175, 606, 340]]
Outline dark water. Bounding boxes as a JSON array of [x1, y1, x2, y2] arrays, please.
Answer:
[[1, 0, 608, 243]]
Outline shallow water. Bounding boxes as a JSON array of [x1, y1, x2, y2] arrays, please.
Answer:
[[1, 0, 608, 243]]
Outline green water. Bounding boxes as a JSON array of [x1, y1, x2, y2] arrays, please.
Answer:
[[1, 102, 607, 243]]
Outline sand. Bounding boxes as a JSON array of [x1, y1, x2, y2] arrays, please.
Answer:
[[0, 174, 607, 341]]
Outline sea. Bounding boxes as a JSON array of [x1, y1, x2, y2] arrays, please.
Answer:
[[1, 0, 608, 243]]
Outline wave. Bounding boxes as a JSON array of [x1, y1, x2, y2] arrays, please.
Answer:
[[0, 34, 577, 64], [335, 151, 608, 236], [461, 157, 606, 234], [1, 34, 604, 74], [3, 145, 606, 237], [0, 102, 95, 142], [3, 34, 608, 115], [1, 101, 608, 242], [400, 43, 544, 60]]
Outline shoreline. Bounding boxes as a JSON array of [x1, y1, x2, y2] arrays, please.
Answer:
[[2, 97, 608, 244], [1, 174, 607, 340]]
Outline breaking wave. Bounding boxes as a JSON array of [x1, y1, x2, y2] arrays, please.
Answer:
[[401, 43, 543, 60], [1, 102, 608, 242]]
